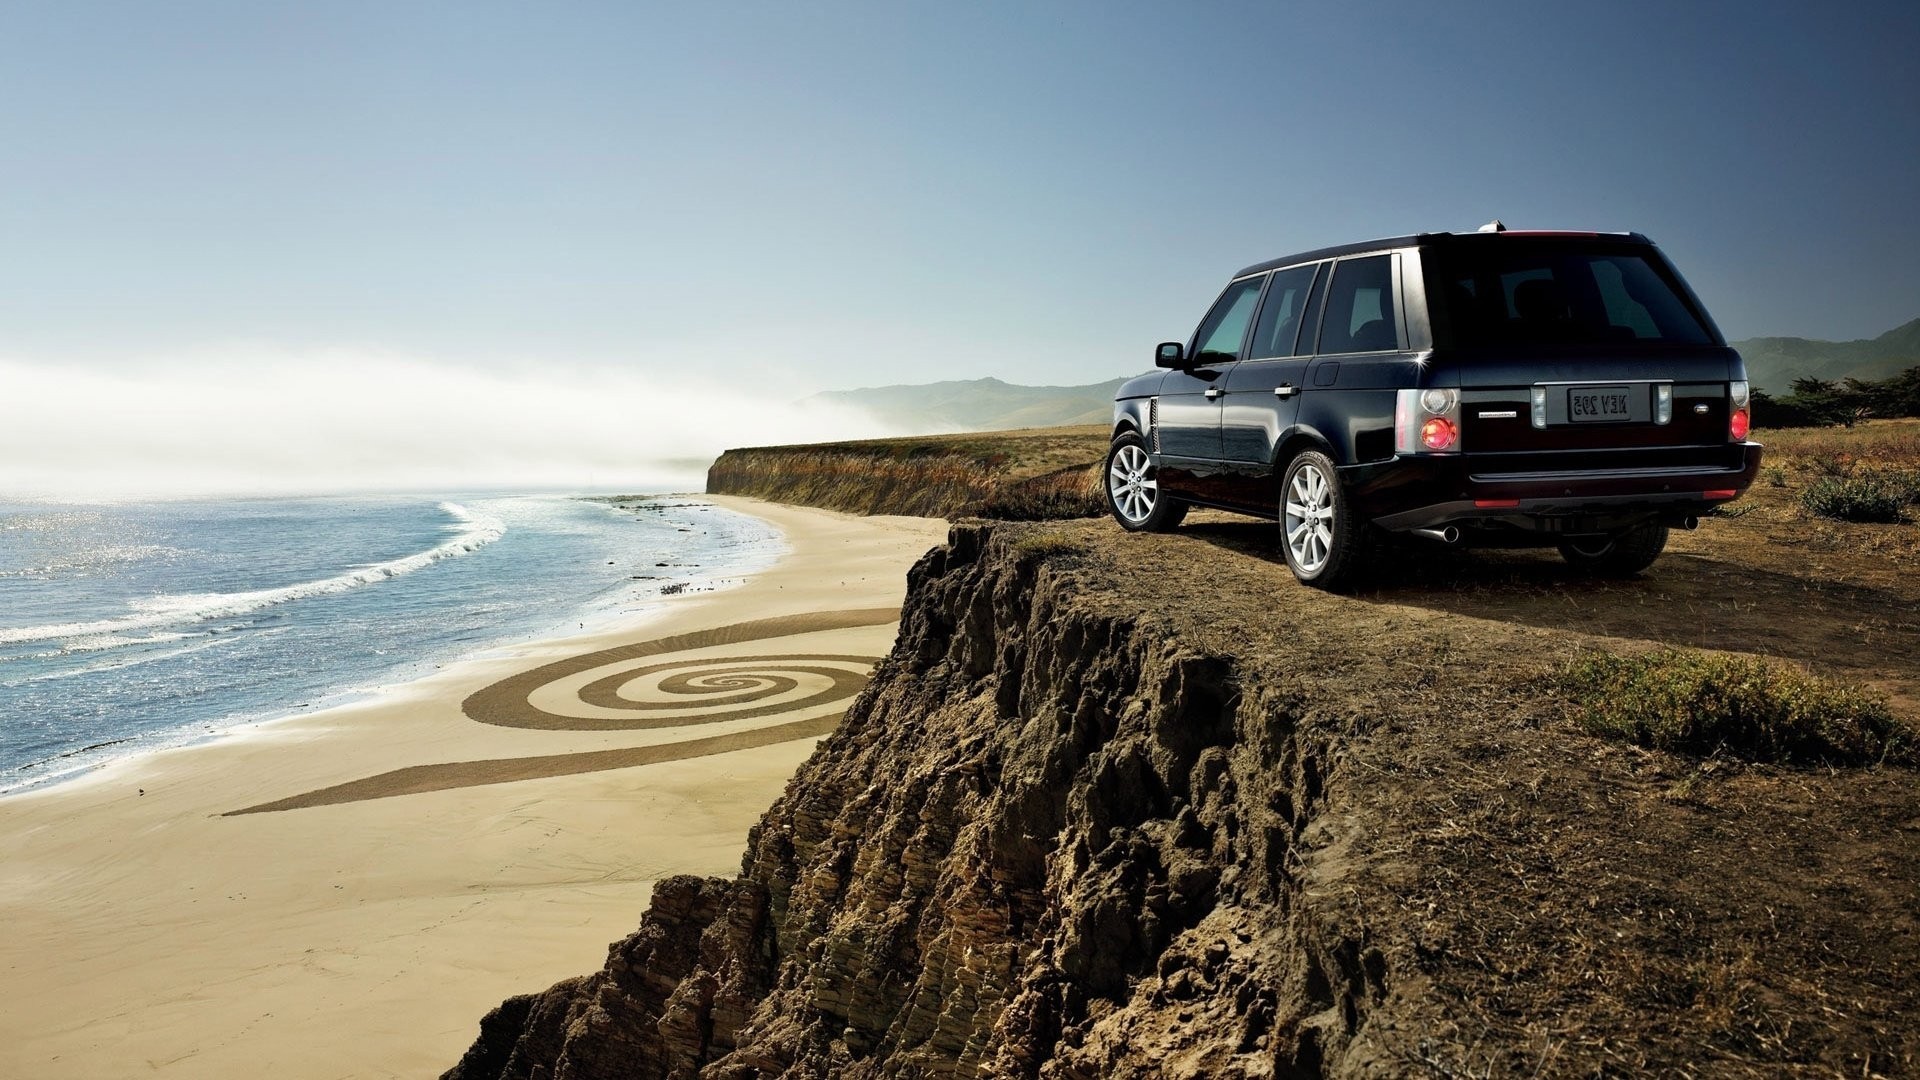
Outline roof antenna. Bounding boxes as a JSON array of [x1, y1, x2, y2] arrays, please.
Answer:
[[1478, 219, 1507, 233]]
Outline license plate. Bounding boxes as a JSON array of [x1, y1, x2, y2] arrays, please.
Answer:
[[1567, 386, 1632, 422]]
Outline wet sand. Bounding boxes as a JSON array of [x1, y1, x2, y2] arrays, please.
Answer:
[[0, 497, 946, 1079]]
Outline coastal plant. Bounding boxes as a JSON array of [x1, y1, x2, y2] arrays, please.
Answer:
[[1799, 474, 1908, 523], [1559, 648, 1911, 765]]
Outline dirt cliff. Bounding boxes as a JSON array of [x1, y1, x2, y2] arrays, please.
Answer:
[[704, 428, 1107, 520], [448, 517, 1918, 1079]]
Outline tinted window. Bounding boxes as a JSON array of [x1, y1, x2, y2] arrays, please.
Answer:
[[1249, 264, 1320, 358], [1191, 276, 1265, 365], [1318, 256, 1398, 354], [1296, 265, 1329, 355], [1438, 243, 1713, 347]]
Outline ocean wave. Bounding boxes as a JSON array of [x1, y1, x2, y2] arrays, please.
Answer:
[[60, 631, 197, 653], [0, 502, 504, 646], [0, 633, 244, 687]]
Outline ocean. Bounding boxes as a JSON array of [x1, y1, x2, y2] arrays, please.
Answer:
[[0, 494, 783, 794]]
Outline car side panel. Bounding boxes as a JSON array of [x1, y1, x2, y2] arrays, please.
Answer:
[[1213, 356, 1310, 511]]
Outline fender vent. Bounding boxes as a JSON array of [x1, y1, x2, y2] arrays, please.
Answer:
[[1149, 397, 1160, 452]]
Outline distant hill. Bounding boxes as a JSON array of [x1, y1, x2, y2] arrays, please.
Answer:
[[1733, 318, 1920, 393], [808, 319, 1920, 426], [806, 376, 1127, 434]]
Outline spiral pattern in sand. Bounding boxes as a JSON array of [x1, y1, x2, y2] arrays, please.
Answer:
[[229, 608, 899, 814]]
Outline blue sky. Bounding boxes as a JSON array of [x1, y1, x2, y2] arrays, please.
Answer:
[[1, 1, 1915, 493]]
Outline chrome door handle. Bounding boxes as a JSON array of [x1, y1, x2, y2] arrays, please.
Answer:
[[1274, 385, 1296, 398], [1204, 387, 1224, 400]]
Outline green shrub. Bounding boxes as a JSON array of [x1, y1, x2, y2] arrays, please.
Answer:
[[1762, 465, 1787, 488], [1799, 475, 1908, 522], [1559, 649, 1911, 765]]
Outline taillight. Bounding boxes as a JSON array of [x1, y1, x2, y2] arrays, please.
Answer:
[[1396, 388, 1461, 454], [1729, 380, 1750, 441]]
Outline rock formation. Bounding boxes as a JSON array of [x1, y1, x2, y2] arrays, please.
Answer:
[[449, 520, 1920, 1079]]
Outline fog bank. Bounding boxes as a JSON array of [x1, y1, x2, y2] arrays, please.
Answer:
[[0, 349, 900, 500]]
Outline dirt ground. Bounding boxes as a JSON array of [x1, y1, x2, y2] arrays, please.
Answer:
[[1024, 460, 1918, 1076]]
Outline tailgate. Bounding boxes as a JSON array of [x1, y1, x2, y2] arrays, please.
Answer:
[[1446, 347, 1738, 454]]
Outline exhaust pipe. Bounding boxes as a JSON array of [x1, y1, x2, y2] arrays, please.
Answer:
[[1677, 516, 1699, 531], [1412, 526, 1460, 544]]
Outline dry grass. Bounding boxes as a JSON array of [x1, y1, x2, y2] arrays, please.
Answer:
[[707, 425, 1109, 520], [1756, 418, 1920, 473]]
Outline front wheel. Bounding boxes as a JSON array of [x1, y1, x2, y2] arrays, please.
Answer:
[[1105, 432, 1187, 532], [1280, 450, 1369, 591], [1557, 522, 1668, 577]]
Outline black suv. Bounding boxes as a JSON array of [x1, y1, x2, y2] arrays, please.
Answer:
[[1106, 226, 1763, 589]]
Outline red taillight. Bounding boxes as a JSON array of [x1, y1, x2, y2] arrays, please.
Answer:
[[1730, 408, 1750, 440], [1397, 387, 1462, 454], [1703, 489, 1739, 500], [1474, 499, 1520, 508]]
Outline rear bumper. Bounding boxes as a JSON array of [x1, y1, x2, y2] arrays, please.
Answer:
[[1352, 442, 1764, 533]]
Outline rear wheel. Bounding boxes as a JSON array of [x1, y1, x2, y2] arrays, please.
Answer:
[[1106, 432, 1187, 532], [1557, 522, 1668, 577], [1280, 450, 1370, 591]]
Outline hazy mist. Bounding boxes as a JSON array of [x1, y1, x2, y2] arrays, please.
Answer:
[[0, 350, 900, 500]]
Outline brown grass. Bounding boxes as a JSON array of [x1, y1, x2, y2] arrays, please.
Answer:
[[1755, 418, 1920, 472], [706, 425, 1110, 519]]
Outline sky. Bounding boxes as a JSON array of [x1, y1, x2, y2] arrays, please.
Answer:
[[2, 1, 1916, 496]]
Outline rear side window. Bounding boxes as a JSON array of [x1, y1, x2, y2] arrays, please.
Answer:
[[1439, 244, 1714, 347], [1191, 276, 1266, 365], [1317, 256, 1398, 354], [1249, 264, 1320, 358]]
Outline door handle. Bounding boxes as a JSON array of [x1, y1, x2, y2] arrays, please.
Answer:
[[1204, 387, 1224, 400], [1274, 384, 1296, 398]]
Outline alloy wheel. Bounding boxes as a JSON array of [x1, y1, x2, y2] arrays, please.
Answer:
[[1108, 443, 1157, 524], [1284, 462, 1336, 573]]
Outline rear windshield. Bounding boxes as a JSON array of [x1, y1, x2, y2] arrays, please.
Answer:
[[1433, 242, 1715, 348]]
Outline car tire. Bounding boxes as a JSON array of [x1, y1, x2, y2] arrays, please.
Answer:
[[1105, 431, 1186, 532], [1280, 450, 1369, 591], [1557, 522, 1668, 576]]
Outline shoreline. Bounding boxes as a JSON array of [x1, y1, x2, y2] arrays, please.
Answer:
[[0, 492, 787, 799], [0, 496, 947, 1079]]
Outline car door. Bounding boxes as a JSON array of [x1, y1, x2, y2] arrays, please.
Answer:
[[1156, 274, 1265, 501], [1218, 262, 1324, 510], [1303, 253, 1416, 464]]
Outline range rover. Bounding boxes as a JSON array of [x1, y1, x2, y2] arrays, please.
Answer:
[[1106, 225, 1763, 590]]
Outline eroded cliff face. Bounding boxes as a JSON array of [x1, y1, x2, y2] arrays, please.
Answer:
[[448, 519, 1920, 1079], [447, 523, 1379, 1078]]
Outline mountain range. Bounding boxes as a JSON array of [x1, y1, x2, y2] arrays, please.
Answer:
[[807, 376, 1126, 433], [808, 319, 1920, 434], [1730, 317, 1920, 392]]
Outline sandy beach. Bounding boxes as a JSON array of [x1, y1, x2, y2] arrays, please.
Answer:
[[0, 497, 946, 1079]]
